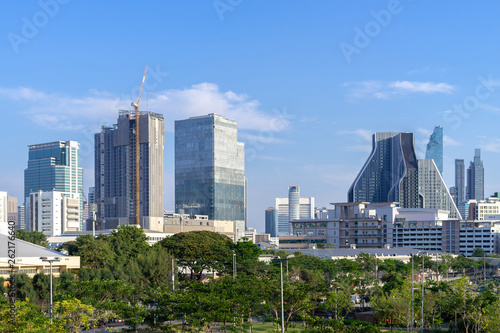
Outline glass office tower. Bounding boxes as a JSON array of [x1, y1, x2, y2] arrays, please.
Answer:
[[467, 148, 484, 200], [425, 126, 443, 174], [348, 132, 420, 207], [175, 114, 245, 221], [24, 141, 83, 230]]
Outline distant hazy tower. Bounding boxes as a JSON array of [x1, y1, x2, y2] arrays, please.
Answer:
[[467, 149, 484, 200], [24, 141, 83, 230], [425, 126, 443, 174], [265, 207, 277, 237], [94, 111, 165, 229], [175, 114, 245, 222], [455, 159, 465, 205]]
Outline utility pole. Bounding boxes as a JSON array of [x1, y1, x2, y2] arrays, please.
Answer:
[[411, 254, 414, 327]]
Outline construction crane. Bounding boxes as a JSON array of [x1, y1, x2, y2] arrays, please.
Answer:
[[132, 66, 148, 226]]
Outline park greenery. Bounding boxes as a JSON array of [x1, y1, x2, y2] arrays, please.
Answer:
[[2, 227, 500, 332]]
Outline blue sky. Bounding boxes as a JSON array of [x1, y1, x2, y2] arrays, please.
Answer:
[[2, 1, 500, 232]]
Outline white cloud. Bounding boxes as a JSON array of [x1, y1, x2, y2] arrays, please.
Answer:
[[337, 129, 373, 142], [480, 137, 500, 153], [389, 81, 454, 94], [0, 83, 285, 132], [344, 80, 455, 100]]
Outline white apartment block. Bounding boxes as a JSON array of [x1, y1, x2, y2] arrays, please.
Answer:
[[459, 221, 500, 257], [27, 191, 80, 237], [276, 197, 314, 235]]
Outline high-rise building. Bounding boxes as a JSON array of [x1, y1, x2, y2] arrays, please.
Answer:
[[175, 114, 245, 222], [24, 141, 83, 230], [425, 126, 443, 174], [348, 132, 419, 207], [94, 111, 165, 230], [348, 132, 459, 218], [418, 159, 461, 219], [275, 188, 315, 235], [288, 186, 300, 223], [467, 149, 484, 201], [455, 159, 465, 206], [265, 207, 277, 237], [18, 205, 25, 230], [27, 190, 80, 237]]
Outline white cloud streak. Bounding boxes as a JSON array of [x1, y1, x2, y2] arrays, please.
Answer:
[[344, 80, 455, 100], [0, 83, 284, 132]]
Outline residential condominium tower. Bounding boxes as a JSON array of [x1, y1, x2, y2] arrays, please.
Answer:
[[94, 111, 165, 230], [467, 149, 484, 201], [348, 132, 460, 219], [24, 141, 83, 230], [175, 114, 245, 222], [348, 132, 420, 207], [455, 159, 465, 206], [425, 126, 443, 174]]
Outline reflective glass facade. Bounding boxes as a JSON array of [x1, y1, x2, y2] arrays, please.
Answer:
[[348, 132, 419, 207], [425, 126, 443, 174], [265, 207, 277, 237], [24, 141, 83, 229], [175, 114, 245, 221], [467, 148, 484, 200], [455, 159, 465, 205]]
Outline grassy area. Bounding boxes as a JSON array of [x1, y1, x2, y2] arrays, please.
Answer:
[[251, 322, 306, 332]]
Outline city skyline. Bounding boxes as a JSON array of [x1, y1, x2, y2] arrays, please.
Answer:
[[2, 2, 500, 232]]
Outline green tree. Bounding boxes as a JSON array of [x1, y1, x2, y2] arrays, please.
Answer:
[[16, 230, 48, 247], [471, 247, 486, 257], [14, 273, 37, 302], [53, 298, 104, 333], [159, 230, 234, 280], [0, 299, 65, 333]]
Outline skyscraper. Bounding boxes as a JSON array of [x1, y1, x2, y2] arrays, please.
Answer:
[[348, 132, 419, 207], [175, 114, 245, 222], [467, 148, 484, 201], [265, 207, 277, 237], [24, 141, 83, 230], [418, 159, 461, 219], [288, 186, 300, 223], [425, 126, 443, 174], [349, 132, 460, 218], [95, 111, 165, 229], [275, 187, 315, 235], [455, 159, 465, 206]]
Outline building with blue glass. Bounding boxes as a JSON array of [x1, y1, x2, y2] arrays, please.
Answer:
[[348, 132, 461, 219], [455, 159, 465, 206], [425, 126, 443, 174], [24, 141, 83, 230], [348, 132, 420, 207], [175, 114, 245, 222], [467, 148, 484, 201], [265, 207, 277, 237]]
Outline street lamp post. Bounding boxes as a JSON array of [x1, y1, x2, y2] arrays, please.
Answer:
[[421, 253, 425, 333], [232, 250, 236, 280], [40, 257, 61, 324], [272, 257, 290, 333]]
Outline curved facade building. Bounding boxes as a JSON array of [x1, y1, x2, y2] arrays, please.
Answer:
[[348, 132, 420, 208]]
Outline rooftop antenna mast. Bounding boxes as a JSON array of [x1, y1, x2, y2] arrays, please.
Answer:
[[132, 66, 148, 226]]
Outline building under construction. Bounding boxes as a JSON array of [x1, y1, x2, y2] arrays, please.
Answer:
[[94, 110, 165, 230]]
